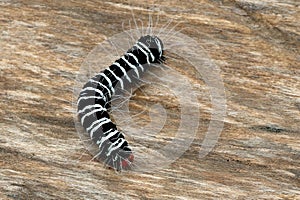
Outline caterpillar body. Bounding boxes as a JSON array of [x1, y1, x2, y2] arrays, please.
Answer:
[[77, 35, 165, 171]]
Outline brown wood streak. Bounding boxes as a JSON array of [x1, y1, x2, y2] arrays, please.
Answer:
[[0, 0, 299, 199]]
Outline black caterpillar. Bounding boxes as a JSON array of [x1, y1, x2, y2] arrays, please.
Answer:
[[77, 35, 165, 170]]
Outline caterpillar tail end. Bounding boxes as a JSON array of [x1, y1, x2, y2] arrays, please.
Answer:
[[121, 153, 134, 169]]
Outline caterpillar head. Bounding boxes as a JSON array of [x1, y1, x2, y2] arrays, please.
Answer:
[[138, 35, 164, 63]]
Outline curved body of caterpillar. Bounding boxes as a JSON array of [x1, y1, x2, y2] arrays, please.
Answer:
[[77, 35, 164, 170]]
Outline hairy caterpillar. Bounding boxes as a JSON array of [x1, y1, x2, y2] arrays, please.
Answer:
[[73, 10, 224, 173], [77, 35, 165, 171]]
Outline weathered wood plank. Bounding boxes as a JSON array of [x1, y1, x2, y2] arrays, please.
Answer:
[[0, 0, 299, 199]]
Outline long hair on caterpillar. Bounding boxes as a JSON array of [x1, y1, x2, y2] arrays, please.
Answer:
[[72, 8, 226, 173]]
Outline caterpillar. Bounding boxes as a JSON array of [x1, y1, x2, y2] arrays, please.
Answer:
[[77, 35, 165, 171]]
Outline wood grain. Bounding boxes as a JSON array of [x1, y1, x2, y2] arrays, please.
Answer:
[[0, 0, 299, 199]]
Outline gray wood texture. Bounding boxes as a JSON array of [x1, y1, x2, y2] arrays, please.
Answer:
[[0, 0, 299, 199]]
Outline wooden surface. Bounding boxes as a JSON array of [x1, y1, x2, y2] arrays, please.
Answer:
[[0, 0, 299, 199]]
